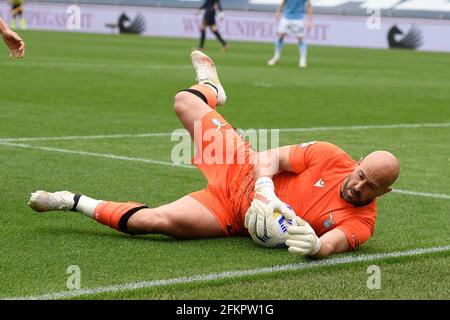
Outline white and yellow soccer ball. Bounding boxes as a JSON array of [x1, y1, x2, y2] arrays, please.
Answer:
[[250, 209, 297, 248]]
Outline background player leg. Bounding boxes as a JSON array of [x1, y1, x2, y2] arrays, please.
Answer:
[[198, 22, 207, 50], [268, 33, 285, 65], [298, 36, 307, 68], [211, 25, 228, 52]]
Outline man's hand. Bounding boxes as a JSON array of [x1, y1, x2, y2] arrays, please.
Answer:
[[245, 177, 294, 238], [286, 216, 321, 256], [2, 28, 25, 59], [218, 11, 225, 20], [305, 20, 313, 31], [275, 11, 282, 20]]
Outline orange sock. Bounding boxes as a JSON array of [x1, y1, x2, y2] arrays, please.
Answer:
[[190, 84, 217, 109], [93, 201, 148, 233]]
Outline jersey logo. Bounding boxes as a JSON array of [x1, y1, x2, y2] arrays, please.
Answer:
[[211, 118, 223, 132], [314, 178, 325, 188], [323, 212, 336, 229]]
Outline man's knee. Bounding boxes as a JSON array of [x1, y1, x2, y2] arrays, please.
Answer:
[[173, 91, 193, 116]]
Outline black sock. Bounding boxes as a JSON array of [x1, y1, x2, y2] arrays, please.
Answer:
[[199, 30, 206, 48], [213, 31, 226, 46]]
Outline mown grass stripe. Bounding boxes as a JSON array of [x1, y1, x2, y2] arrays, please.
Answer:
[[3, 245, 449, 300]]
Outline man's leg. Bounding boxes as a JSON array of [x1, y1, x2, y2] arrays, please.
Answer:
[[127, 195, 222, 238], [297, 36, 307, 68], [198, 22, 206, 50], [28, 51, 233, 239], [268, 33, 285, 66], [210, 25, 228, 52], [174, 50, 227, 139], [28, 191, 223, 238]]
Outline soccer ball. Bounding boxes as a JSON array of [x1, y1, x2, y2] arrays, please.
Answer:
[[250, 209, 297, 248]]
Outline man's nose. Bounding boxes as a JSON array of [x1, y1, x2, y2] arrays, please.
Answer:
[[354, 181, 364, 192]]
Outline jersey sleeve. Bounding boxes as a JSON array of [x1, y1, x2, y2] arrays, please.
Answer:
[[336, 218, 374, 251], [288, 141, 342, 174]]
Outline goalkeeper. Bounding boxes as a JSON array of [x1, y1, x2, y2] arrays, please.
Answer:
[[0, 17, 25, 58], [28, 51, 400, 259]]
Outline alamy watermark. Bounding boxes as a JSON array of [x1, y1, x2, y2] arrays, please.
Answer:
[[66, 265, 81, 290], [366, 7, 381, 30], [66, 5, 81, 30], [171, 121, 280, 167], [366, 265, 381, 289]]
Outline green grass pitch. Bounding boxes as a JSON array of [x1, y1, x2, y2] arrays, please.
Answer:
[[0, 30, 449, 300]]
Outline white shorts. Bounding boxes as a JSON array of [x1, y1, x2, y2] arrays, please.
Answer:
[[277, 17, 305, 38]]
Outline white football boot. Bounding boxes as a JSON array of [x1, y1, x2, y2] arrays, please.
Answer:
[[299, 57, 307, 68], [267, 56, 280, 66], [28, 190, 74, 212], [191, 50, 227, 106]]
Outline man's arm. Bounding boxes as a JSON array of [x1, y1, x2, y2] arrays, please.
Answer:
[[314, 228, 349, 259], [306, 0, 313, 30], [275, 0, 286, 20], [253, 146, 292, 181], [244, 146, 296, 238], [215, 0, 223, 12], [286, 217, 350, 259], [215, 0, 224, 19], [0, 17, 25, 59], [254, 145, 351, 258], [0, 18, 8, 34]]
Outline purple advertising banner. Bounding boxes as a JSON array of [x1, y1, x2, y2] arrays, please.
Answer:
[[1, 3, 449, 52]]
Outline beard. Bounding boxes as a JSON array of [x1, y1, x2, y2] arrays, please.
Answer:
[[340, 177, 374, 207]]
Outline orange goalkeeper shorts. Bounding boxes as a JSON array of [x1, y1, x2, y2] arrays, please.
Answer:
[[189, 110, 256, 236]]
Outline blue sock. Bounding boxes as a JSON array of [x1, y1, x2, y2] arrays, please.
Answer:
[[299, 41, 307, 60], [275, 37, 284, 56]]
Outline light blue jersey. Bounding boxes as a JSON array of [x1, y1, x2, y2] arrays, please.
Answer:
[[283, 0, 308, 20]]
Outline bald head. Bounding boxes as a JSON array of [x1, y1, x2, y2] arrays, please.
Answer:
[[341, 150, 400, 206], [360, 151, 400, 189]]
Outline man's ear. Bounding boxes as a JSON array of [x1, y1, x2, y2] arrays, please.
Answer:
[[383, 187, 393, 195]]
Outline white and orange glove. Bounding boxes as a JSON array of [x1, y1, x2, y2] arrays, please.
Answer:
[[286, 216, 321, 256], [244, 177, 295, 238]]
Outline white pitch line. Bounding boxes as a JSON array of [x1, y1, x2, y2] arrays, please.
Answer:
[[0, 132, 177, 142], [0, 142, 195, 169], [1, 142, 449, 201], [3, 245, 449, 300], [0, 122, 449, 142], [392, 189, 450, 200]]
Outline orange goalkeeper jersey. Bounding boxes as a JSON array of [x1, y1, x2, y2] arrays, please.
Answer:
[[270, 141, 377, 250]]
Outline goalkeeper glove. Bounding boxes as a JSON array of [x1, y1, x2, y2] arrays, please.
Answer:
[[286, 216, 321, 256], [244, 177, 294, 238]]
